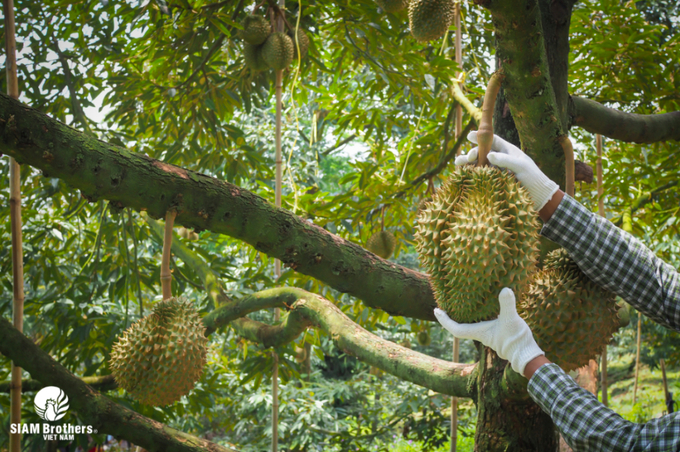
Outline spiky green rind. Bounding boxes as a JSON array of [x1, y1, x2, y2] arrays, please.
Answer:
[[408, 0, 454, 42], [519, 250, 619, 371], [415, 166, 540, 323], [377, 0, 410, 13], [287, 29, 310, 60], [244, 43, 268, 71], [367, 230, 397, 259], [109, 297, 208, 406], [239, 15, 271, 45], [262, 32, 294, 70]]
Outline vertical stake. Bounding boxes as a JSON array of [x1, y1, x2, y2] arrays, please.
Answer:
[[451, 3, 462, 450], [633, 313, 642, 403], [272, 2, 285, 451], [4, 1, 24, 451], [596, 133, 608, 407]]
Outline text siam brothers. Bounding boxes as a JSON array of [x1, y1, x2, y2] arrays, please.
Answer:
[[9, 386, 96, 440]]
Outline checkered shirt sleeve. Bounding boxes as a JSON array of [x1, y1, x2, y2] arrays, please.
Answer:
[[528, 194, 680, 451], [540, 194, 680, 331], [529, 364, 680, 451]]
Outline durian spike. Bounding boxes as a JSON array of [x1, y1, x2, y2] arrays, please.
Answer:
[[559, 135, 575, 197], [476, 71, 504, 167], [161, 210, 177, 300]]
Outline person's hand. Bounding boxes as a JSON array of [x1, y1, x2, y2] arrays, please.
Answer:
[[455, 131, 559, 211], [434, 288, 544, 375]]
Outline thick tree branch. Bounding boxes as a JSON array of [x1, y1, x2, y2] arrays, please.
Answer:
[[569, 96, 680, 143], [0, 318, 238, 452], [0, 375, 118, 393], [0, 93, 437, 321]]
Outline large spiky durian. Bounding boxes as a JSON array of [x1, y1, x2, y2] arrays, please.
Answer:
[[376, 0, 410, 13], [415, 165, 540, 323], [287, 28, 310, 60], [244, 43, 268, 71], [367, 230, 397, 259], [239, 15, 271, 45], [518, 248, 620, 371], [109, 297, 208, 406], [408, 0, 454, 42], [262, 32, 294, 70]]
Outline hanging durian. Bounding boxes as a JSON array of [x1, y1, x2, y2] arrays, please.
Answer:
[[367, 230, 397, 259], [409, 0, 454, 42], [109, 297, 208, 406], [518, 248, 620, 371], [244, 43, 268, 71], [416, 166, 540, 323], [417, 330, 431, 346], [376, 0, 410, 13], [262, 32, 294, 70], [287, 28, 310, 60], [239, 15, 271, 45]]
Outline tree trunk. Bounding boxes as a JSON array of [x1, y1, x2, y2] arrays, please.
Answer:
[[473, 0, 575, 449]]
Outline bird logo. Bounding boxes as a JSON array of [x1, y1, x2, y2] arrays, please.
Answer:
[[34, 386, 69, 421]]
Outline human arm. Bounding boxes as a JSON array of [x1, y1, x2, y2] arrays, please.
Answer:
[[529, 363, 680, 451]]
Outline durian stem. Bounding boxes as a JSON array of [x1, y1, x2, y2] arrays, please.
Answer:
[[476, 71, 503, 167], [161, 210, 177, 300], [4, 1, 23, 450], [559, 135, 575, 197]]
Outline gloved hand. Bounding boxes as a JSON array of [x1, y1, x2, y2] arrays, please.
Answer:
[[455, 131, 559, 211], [434, 288, 544, 375]]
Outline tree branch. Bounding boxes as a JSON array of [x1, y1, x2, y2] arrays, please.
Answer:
[[321, 134, 357, 156], [0, 318, 238, 452], [611, 181, 679, 227], [569, 96, 680, 143], [0, 92, 437, 321], [0, 375, 118, 393]]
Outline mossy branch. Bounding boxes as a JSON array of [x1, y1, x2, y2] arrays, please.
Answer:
[[569, 96, 680, 143], [0, 92, 437, 321], [0, 375, 118, 393], [0, 317, 238, 452]]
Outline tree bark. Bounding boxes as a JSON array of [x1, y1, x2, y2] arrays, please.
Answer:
[[475, 0, 576, 448], [0, 92, 437, 321]]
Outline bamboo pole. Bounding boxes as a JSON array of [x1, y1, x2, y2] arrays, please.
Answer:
[[4, 1, 23, 451], [596, 133, 608, 407], [451, 3, 462, 450], [660, 358, 670, 412], [272, 2, 284, 450], [633, 313, 642, 403], [160, 210, 177, 300]]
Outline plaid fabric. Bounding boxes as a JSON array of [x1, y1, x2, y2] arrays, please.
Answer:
[[527, 194, 680, 451], [529, 364, 680, 451]]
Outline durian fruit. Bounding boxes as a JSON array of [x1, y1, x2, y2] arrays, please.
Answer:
[[177, 226, 199, 241], [400, 338, 412, 349], [109, 297, 208, 406], [294, 345, 308, 363], [262, 32, 294, 70], [376, 0, 410, 13], [243, 43, 268, 71], [239, 15, 271, 45], [408, 0, 454, 42], [287, 28, 310, 60], [367, 230, 397, 259], [417, 330, 431, 346], [415, 165, 540, 323], [518, 248, 620, 372]]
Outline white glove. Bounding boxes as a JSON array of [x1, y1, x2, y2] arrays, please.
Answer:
[[434, 288, 544, 375], [454, 131, 559, 211]]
